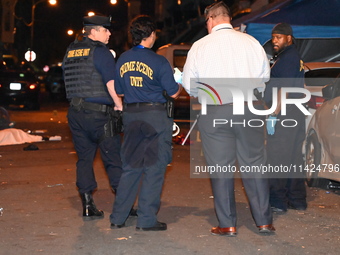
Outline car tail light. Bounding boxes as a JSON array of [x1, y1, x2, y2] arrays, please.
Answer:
[[307, 95, 325, 109], [29, 84, 38, 90]]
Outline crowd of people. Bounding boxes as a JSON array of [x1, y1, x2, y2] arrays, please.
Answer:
[[62, 1, 307, 235]]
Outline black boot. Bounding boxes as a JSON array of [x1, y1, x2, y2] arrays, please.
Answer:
[[80, 192, 104, 221]]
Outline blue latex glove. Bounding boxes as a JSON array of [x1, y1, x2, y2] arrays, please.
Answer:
[[266, 115, 278, 135], [173, 67, 182, 84]]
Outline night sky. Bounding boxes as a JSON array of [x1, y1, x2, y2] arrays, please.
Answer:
[[14, 0, 134, 68], [13, 0, 222, 69]]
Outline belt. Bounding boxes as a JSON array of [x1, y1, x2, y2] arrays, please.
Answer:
[[124, 102, 166, 108], [71, 99, 111, 113], [82, 101, 111, 112]]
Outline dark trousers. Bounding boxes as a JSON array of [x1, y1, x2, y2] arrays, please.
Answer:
[[110, 106, 172, 228], [67, 107, 122, 194], [198, 104, 272, 227], [266, 105, 307, 209]]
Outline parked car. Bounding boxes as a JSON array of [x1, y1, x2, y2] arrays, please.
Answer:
[[156, 43, 198, 120], [304, 62, 340, 127], [2, 55, 18, 69], [303, 73, 340, 188], [0, 70, 41, 110], [44, 64, 66, 100]]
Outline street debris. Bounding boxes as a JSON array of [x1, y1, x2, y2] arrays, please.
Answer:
[[31, 130, 47, 134], [23, 144, 39, 151], [0, 208, 3, 216], [49, 136, 62, 141], [116, 237, 129, 240], [47, 184, 64, 188]]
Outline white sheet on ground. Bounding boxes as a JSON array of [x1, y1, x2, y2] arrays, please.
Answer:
[[0, 128, 43, 146]]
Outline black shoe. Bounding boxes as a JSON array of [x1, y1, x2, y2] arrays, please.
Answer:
[[80, 192, 104, 221], [288, 203, 307, 211], [129, 208, 138, 217], [136, 221, 167, 231], [271, 206, 287, 214], [110, 223, 126, 229]]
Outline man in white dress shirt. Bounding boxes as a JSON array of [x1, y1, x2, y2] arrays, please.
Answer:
[[182, 1, 275, 236]]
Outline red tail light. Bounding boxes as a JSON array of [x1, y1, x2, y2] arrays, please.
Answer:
[[307, 95, 325, 109], [29, 84, 37, 90]]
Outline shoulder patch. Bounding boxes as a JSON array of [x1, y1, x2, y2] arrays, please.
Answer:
[[300, 60, 304, 72]]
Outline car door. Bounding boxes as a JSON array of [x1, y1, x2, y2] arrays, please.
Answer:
[[327, 79, 340, 163]]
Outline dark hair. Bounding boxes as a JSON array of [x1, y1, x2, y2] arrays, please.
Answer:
[[130, 15, 156, 46], [204, 1, 231, 19]]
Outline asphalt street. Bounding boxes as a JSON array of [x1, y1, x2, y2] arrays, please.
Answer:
[[0, 101, 339, 255]]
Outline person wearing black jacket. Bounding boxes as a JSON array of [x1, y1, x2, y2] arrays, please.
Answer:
[[264, 23, 307, 214], [63, 15, 123, 220]]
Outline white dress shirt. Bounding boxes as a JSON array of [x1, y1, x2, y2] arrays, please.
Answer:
[[182, 23, 270, 104]]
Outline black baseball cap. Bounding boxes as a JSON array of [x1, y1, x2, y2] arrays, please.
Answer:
[[272, 22, 293, 36], [83, 15, 112, 28]]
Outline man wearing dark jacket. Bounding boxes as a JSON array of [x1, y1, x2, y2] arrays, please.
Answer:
[[264, 23, 307, 213], [63, 15, 123, 220]]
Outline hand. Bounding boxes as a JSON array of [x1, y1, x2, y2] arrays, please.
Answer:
[[266, 115, 278, 135], [114, 105, 123, 111], [173, 67, 182, 84]]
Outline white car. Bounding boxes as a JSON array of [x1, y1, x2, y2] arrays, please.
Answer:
[[304, 62, 340, 128], [303, 71, 340, 188]]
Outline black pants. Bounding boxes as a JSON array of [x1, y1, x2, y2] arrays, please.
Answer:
[[67, 106, 122, 194], [266, 105, 307, 210], [110, 105, 172, 228]]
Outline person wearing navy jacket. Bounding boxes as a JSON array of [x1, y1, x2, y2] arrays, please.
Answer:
[[264, 23, 307, 214], [110, 15, 181, 231], [63, 15, 123, 220]]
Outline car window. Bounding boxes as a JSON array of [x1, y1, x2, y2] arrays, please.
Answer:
[[173, 50, 189, 71]]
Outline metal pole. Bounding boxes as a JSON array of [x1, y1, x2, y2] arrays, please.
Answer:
[[181, 114, 199, 146], [30, 0, 36, 50], [30, 0, 46, 51]]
